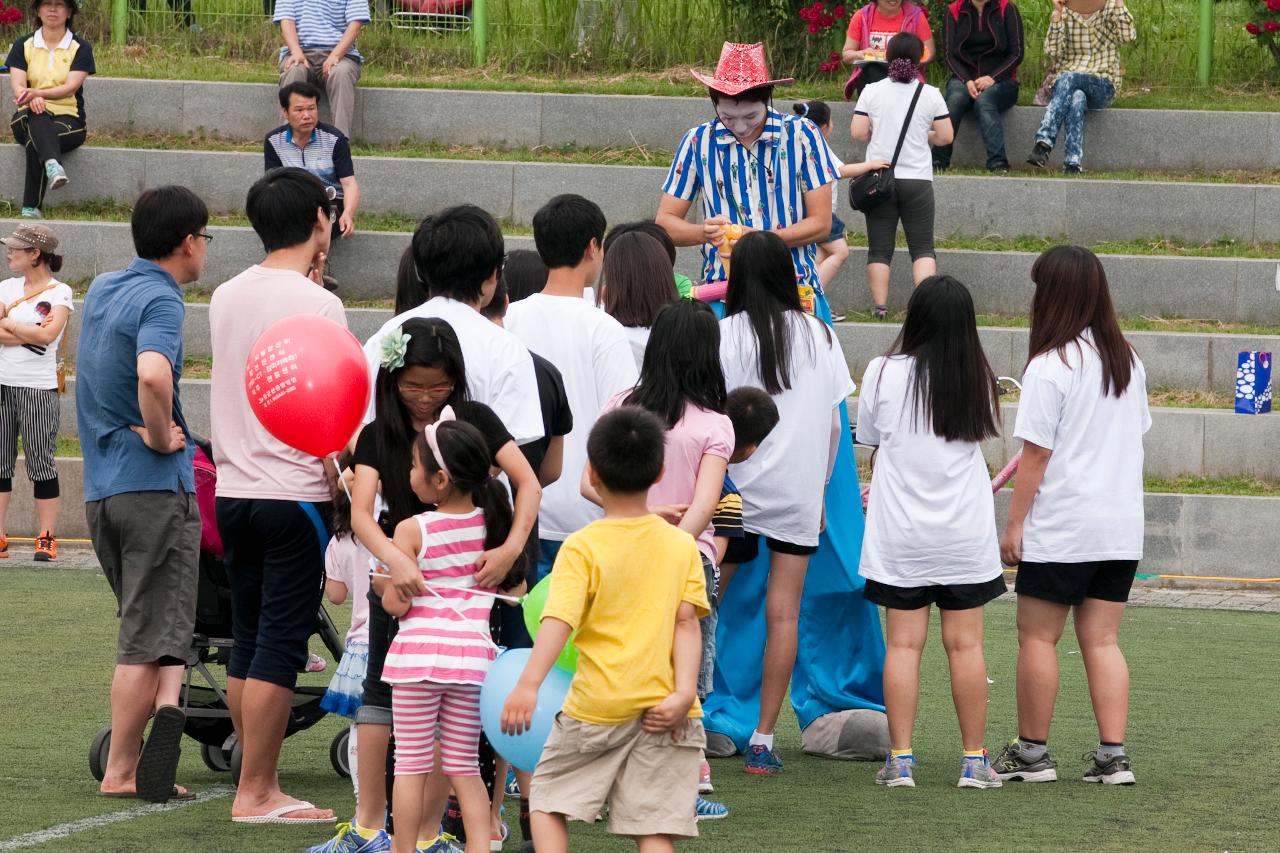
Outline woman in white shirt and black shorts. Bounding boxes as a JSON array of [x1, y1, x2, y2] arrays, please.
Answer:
[[0, 223, 72, 561], [851, 32, 953, 319], [994, 245, 1151, 787], [857, 275, 1005, 790]]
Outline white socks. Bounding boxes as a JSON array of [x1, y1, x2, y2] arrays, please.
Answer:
[[748, 730, 774, 750]]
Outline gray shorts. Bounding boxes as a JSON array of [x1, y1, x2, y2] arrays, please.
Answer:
[[87, 490, 201, 665], [698, 555, 717, 700]]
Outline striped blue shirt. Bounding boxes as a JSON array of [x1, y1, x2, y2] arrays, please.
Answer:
[[264, 122, 355, 199], [662, 110, 840, 292], [274, 0, 370, 61]]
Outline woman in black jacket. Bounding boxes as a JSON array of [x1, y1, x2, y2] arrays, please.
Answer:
[[933, 0, 1023, 172]]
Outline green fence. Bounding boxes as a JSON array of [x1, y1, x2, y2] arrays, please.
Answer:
[[78, 0, 1274, 91]]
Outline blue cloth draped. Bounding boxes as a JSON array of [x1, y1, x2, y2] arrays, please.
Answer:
[[704, 293, 886, 752]]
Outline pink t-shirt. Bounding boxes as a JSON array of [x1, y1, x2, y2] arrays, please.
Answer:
[[209, 265, 347, 501], [325, 534, 372, 646], [604, 393, 734, 565]]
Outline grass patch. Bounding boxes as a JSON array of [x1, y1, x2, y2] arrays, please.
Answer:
[[3, 569, 1278, 852], [1144, 473, 1280, 497], [82, 133, 1280, 187]]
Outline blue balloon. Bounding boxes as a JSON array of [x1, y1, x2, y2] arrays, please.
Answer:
[[480, 648, 573, 773]]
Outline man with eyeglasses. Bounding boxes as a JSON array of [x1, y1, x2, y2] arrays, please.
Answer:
[[76, 185, 211, 804]]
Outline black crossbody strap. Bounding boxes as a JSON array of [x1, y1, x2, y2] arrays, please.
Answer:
[[889, 82, 924, 169]]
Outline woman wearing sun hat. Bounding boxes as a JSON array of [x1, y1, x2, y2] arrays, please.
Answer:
[[657, 41, 889, 771], [0, 222, 71, 561]]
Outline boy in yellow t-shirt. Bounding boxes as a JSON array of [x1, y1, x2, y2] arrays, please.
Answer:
[[502, 406, 709, 851]]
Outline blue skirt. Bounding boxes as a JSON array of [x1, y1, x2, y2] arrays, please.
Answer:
[[320, 640, 369, 719]]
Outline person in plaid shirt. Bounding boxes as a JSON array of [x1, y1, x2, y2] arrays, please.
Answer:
[[1026, 0, 1135, 173]]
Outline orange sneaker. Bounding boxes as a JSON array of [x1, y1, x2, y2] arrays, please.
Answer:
[[0, 535, 8, 559], [34, 531, 56, 562]]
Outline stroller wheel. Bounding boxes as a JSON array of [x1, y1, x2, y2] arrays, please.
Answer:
[[89, 726, 112, 782], [200, 741, 233, 772], [230, 737, 244, 787], [330, 727, 352, 778]]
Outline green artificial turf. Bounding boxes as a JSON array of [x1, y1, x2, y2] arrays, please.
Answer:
[[1, 567, 1278, 851]]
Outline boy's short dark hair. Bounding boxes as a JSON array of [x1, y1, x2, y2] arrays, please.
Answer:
[[131, 185, 209, 261], [604, 221, 677, 267], [278, 81, 322, 110], [587, 406, 665, 494], [726, 387, 780, 450], [709, 85, 774, 107], [246, 167, 329, 253], [480, 274, 508, 320], [412, 205, 505, 304], [532, 194, 606, 269]]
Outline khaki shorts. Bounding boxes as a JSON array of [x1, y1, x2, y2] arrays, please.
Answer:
[[88, 490, 200, 665], [531, 714, 705, 839]]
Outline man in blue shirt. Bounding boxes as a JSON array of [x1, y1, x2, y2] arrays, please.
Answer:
[[274, 0, 369, 137], [76, 185, 210, 804], [265, 81, 359, 241]]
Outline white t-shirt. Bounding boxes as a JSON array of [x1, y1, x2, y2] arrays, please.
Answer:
[[505, 292, 639, 540], [363, 296, 543, 446], [0, 276, 73, 390], [1013, 332, 1152, 562], [857, 355, 1001, 587], [720, 310, 855, 546], [620, 325, 650, 371], [854, 79, 949, 181]]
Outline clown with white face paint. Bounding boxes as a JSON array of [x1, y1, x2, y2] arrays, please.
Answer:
[[657, 42, 889, 769], [657, 41, 844, 316]]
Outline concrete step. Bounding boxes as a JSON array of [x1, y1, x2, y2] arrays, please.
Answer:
[[20, 218, 1280, 322], [16, 454, 1279, 580], [12, 147, 1278, 246], [55, 377, 1279, 481], [73, 76, 1280, 173], [75, 303, 1277, 396]]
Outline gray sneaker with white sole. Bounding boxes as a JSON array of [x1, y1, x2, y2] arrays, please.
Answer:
[[991, 740, 1058, 782], [1082, 750, 1136, 785]]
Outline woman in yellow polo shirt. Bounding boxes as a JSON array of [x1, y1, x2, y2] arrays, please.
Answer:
[[6, 0, 94, 218]]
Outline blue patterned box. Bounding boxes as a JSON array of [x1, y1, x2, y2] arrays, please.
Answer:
[[1235, 351, 1272, 414]]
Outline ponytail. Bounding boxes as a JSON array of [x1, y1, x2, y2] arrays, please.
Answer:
[[414, 420, 525, 590], [886, 31, 925, 83], [35, 250, 63, 273], [791, 99, 831, 127]]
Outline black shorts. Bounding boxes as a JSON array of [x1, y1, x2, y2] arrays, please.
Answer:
[[863, 575, 1007, 611], [216, 497, 331, 689], [1015, 560, 1139, 605], [723, 531, 818, 564]]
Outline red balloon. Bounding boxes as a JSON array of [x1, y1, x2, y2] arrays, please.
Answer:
[[244, 315, 370, 458]]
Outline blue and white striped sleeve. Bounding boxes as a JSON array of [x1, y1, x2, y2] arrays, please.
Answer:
[[797, 119, 840, 192], [662, 127, 702, 201], [345, 0, 371, 24], [272, 0, 298, 24]]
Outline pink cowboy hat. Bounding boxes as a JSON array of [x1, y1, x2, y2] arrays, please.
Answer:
[[691, 41, 795, 97]]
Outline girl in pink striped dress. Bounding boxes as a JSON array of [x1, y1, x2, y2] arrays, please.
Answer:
[[381, 413, 522, 853]]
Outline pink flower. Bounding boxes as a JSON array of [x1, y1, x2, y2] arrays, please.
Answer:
[[1269, 0, 1280, 12], [1267, 19, 1280, 31], [820, 13, 834, 27], [829, 50, 841, 60], [808, 21, 820, 34], [1246, 21, 1262, 34], [834, 4, 847, 19]]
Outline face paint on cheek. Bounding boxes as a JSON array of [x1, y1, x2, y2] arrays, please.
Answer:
[[716, 104, 768, 139]]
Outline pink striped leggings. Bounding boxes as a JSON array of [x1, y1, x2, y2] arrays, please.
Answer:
[[391, 682, 483, 776]]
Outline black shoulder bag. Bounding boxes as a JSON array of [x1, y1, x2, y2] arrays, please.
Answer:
[[847, 81, 924, 213]]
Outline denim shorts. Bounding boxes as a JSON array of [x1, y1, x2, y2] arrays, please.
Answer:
[[827, 212, 847, 244]]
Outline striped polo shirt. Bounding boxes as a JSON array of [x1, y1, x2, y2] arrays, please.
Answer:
[[662, 109, 841, 293], [264, 121, 355, 199], [273, 0, 370, 62]]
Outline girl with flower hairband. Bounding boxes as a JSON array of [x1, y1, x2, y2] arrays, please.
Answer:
[[310, 317, 540, 853]]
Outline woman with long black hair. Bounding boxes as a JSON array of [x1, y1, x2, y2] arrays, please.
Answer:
[[316, 317, 540, 853], [716, 230, 857, 776], [994, 245, 1149, 786], [857, 275, 1005, 789]]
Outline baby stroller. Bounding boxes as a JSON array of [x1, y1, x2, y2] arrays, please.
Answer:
[[88, 438, 352, 786]]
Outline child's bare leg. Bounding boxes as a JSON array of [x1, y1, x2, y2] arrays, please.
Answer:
[[817, 239, 850, 290], [635, 834, 676, 852], [391, 773, 426, 853], [450, 775, 491, 853], [490, 758, 508, 837], [532, 811, 569, 853]]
